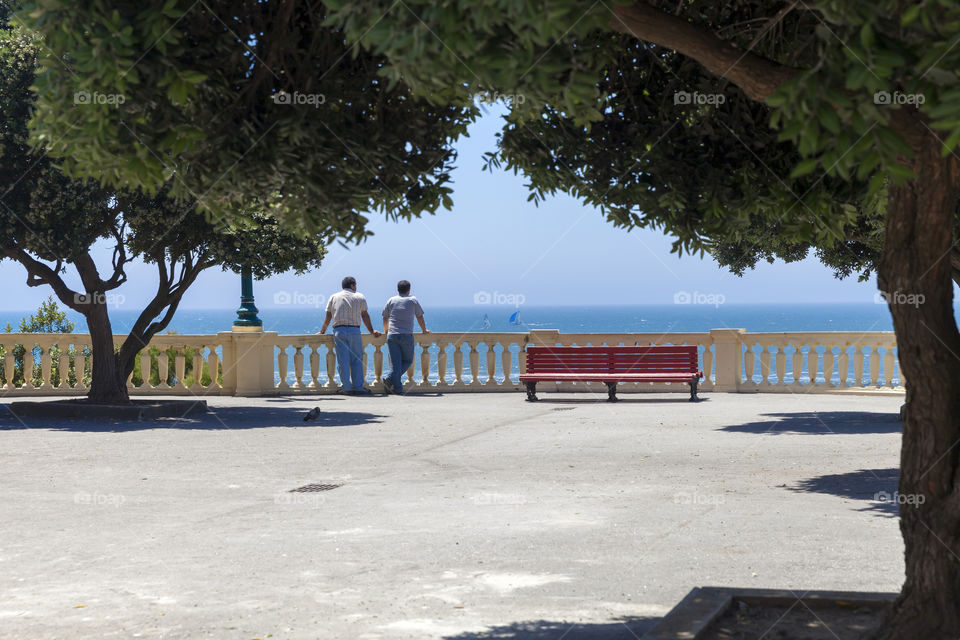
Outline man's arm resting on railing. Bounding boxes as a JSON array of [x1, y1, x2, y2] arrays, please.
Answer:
[[361, 311, 381, 337], [417, 314, 430, 334], [318, 311, 333, 334]]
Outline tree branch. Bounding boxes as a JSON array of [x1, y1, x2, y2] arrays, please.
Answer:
[[608, 1, 928, 147], [3, 247, 83, 312], [609, 2, 799, 101]]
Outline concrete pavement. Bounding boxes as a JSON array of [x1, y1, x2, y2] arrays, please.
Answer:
[[0, 392, 905, 639]]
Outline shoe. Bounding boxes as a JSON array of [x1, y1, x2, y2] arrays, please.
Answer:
[[383, 379, 394, 394], [335, 387, 350, 395], [352, 387, 373, 396]]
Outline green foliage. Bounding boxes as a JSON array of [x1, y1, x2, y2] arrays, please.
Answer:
[[17, 0, 477, 241]]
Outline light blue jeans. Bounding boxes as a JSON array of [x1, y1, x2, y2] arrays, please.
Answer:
[[387, 334, 415, 391], [333, 326, 365, 391]]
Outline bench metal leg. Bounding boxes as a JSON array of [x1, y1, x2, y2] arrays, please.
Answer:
[[525, 381, 538, 402], [689, 378, 699, 402], [605, 382, 618, 402]]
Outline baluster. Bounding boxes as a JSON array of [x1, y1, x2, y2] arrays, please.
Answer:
[[58, 350, 69, 389], [853, 347, 865, 387], [744, 347, 755, 385], [140, 352, 152, 389], [40, 344, 52, 388], [823, 346, 835, 386], [868, 346, 880, 386], [519, 344, 527, 376], [759, 347, 771, 386], [838, 347, 850, 387], [775, 347, 785, 386], [79, 346, 91, 389], [175, 349, 186, 389], [469, 342, 480, 386], [420, 341, 431, 388], [209, 349, 220, 389], [191, 349, 204, 390], [893, 346, 905, 387], [277, 346, 290, 390], [373, 346, 383, 386], [293, 346, 304, 388], [792, 345, 803, 386], [158, 351, 170, 389], [308, 348, 320, 388], [702, 346, 713, 388], [325, 348, 337, 389], [437, 343, 448, 386], [883, 347, 895, 388], [453, 344, 464, 386], [24, 345, 37, 388], [485, 344, 496, 386], [2, 344, 12, 389], [501, 346, 512, 386]]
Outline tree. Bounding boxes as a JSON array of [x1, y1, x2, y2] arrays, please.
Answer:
[[0, 14, 329, 403], [15, 0, 960, 635]]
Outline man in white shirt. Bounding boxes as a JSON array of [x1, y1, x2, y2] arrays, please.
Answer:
[[381, 280, 429, 395], [320, 276, 380, 394]]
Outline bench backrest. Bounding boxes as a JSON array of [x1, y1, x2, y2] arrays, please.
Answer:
[[525, 345, 699, 375]]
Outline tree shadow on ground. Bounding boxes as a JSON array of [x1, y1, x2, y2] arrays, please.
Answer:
[[788, 468, 901, 517], [0, 404, 384, 432], [442, 617, 660, 639], [719, 411, 901, 435]]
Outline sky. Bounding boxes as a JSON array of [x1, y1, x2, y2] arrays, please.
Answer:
[[0, 106, 924, 313]]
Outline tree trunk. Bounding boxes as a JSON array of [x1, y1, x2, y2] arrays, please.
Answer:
[[873, 135, 960, 638], [85, 300, 130, 404]]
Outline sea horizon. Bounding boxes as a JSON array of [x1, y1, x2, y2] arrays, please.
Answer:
[[5, 301, 956, 335]]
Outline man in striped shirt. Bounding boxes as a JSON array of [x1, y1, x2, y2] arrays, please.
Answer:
[[320, 276, 380, 394]]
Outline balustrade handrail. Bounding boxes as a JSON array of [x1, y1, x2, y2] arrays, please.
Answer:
[[0, 328, 902, 397]]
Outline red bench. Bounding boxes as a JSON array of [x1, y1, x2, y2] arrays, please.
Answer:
[[519, 345, 703, 402]]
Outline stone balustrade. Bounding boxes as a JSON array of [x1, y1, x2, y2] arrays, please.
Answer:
[[0, 328, 903, 397]]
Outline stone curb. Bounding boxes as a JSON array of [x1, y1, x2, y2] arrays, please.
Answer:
[[642, 586, 898, 639]]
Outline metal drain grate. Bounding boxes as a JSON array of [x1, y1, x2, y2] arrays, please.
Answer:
[[289, 483, 342, 493]]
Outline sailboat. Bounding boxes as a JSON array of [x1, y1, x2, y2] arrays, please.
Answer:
[[481, 314, 492, 330]]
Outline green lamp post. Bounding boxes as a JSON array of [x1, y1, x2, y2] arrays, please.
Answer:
[[233, 265, 263, 329]]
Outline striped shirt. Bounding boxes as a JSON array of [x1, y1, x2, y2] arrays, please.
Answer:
[[326, 289, 368, 327]]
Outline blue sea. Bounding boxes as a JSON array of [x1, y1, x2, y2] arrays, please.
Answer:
[[0, 302, 949, 335]]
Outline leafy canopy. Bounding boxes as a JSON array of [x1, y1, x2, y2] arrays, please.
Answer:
[[17, 0, 478, 241], [323, 1, 960, 278]]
